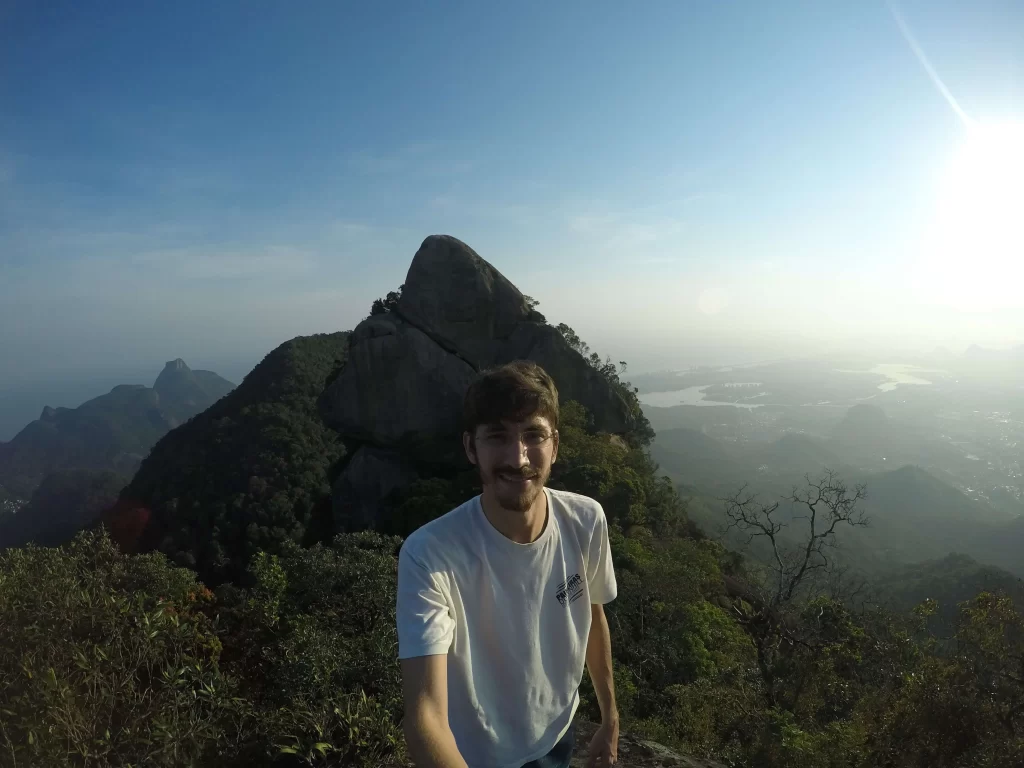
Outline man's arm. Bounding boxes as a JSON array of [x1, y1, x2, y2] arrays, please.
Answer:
[[586, 603, 619, 726], [401, 654, 469, 768]]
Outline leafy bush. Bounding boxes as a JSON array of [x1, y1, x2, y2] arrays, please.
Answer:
[[551, 400, 686, 538], [214, 532, 408, 767], [369, 285, 404, 317], [0, 531, 238, 767], [0, 529, 409, 768]]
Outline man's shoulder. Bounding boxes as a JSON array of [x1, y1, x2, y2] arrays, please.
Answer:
[[400, 496, 478, 562], [548, 487, 606, 530]]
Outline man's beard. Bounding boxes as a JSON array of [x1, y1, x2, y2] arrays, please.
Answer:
[[480, 464, 550, 513]]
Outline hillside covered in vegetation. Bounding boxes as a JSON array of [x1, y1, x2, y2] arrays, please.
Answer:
[[117, 333, 350, 585], [1, 237, 1022, 767]]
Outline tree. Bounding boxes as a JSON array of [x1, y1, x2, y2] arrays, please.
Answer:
[[370, 285, 404, 316], [555, 323, 590, 358], [723, 471, 868, 610], [553, 324, 654, 446], [720, 471, 868, 706]]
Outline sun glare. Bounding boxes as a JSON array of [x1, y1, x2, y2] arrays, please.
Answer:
[[923, 121, 1024, 311]]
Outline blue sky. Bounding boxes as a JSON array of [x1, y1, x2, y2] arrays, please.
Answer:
[[1, 0, 1022, 386]]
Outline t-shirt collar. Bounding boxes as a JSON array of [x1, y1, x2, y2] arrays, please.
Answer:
[[475, 487, 555, 552]]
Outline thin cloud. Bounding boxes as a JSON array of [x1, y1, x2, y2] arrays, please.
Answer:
[[428, 195, 537, 223], [565, 204, 688, 250], [131, 245, 317, 280], [344, 142, 475, 177], [568, 213, 618, 234]]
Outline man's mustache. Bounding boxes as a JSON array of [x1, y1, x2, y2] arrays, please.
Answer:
[[494, 467, 539, 479]]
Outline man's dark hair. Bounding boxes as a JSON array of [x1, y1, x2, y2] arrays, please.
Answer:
[[463, 360, 559, 436]]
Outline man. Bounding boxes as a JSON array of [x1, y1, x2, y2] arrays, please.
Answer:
[[397, 360, 620, 768]]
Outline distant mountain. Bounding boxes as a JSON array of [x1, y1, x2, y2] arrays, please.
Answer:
[[868, 464, 1010, 528], [650, 428, 742, 488], [153, 359, 235, 423], [652, 428, 846, 493], [836, 464, 1020, 573], [875, 552, 1024, 632], [662, 439, 1023, 577], [831, 404, 891, 449], [0, 360, 234, 498], [970, 514, 1024, 578], [826, 403, 966, 474], [751, 433, 843, 476]]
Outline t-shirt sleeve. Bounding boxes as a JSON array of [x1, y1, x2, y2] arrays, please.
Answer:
[[396, 540, 456, 659], [585, 502, 618, 604]]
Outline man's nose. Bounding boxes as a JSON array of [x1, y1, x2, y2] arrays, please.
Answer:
[[502, 438, 530, 467]]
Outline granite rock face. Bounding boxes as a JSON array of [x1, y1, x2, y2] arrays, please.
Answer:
[[320, 234, 637, 529], [396, 234, 533, 367], [331, 445, 419, 533], [320, 313, 476, 467]]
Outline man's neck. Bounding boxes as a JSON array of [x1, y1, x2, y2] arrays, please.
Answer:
[[480, 489, 548, 544]]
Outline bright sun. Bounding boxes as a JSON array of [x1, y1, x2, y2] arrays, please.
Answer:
[[924, 120, 1024, 311]]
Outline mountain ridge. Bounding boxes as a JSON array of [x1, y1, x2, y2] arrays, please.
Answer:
[[0, 360, 234, 499]]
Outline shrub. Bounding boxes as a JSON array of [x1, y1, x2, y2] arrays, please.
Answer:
[[0, 531, 239, 766]]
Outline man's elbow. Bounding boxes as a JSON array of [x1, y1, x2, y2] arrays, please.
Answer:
[[403, 706, 448, 756]]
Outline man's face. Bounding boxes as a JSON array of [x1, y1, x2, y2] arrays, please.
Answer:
[[464, 414, 559, 513]]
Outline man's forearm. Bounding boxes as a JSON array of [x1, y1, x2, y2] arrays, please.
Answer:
[[586, 605, 618, 723], [405, 715, 470, 768]]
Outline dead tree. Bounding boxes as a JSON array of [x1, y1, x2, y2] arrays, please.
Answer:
[[720, 470, 868, 705]]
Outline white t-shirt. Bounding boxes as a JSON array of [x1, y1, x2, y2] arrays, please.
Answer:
[[396, 487, 617, 768]]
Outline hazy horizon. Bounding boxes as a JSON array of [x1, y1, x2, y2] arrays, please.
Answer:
[[3, 1, 1022, 390]]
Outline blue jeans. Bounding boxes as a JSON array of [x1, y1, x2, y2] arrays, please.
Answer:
[[520, 720, 575, 768]]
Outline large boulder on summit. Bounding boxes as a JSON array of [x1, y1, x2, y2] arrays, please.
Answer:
[[320, 314, 475, 466], [321, 234, 634, 448], [396, 234, 534, 365], [320, 234, 637, 531], [331, 445, 419, 532]]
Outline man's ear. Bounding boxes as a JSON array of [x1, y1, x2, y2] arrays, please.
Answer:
[[551, 429, 559, 464], [463, 431, 478, 465]]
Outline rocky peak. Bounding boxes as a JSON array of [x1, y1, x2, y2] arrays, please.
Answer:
[[154, 360, 195, 388], [397, 235, 533, 366], [320, 234, 637, 531]]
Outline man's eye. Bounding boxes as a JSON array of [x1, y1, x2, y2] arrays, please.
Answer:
[[483, 434, 506, 445], [523, 432, 547, 445]]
